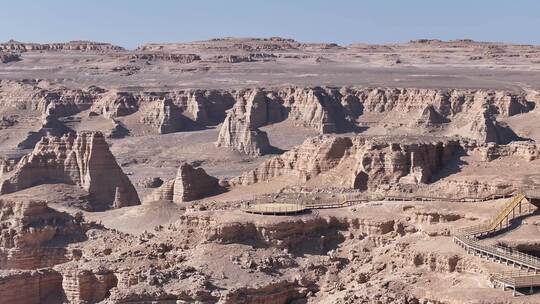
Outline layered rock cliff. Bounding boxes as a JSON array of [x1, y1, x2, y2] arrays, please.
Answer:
[[0, 199, 84, 269], [0, 40, 124, 52], [0, 80, 96, 117], [149, 162, 221, 203], [215, 87, 534, 155], [1, 80, 535, 145], [0, 132, 140, 209], [231, 135, 460, 191]]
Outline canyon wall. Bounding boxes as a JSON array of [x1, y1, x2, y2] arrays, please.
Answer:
[[1, 80, 535, 153]]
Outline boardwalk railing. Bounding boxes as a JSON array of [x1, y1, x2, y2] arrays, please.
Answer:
[[453, 193, 540, 294]]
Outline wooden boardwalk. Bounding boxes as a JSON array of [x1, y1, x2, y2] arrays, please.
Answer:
[[453, 193, 540, 295], [243, 190, 540, 295]]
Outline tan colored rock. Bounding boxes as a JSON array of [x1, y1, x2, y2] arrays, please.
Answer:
[[140, 99, 183, 134], [150, 162, 221, 203], [92, 91, 139, 119], [60, 268, 117, 304], [478, 141, 540, 161], [0, 269, 62, 304], [0, 199, 83, 269], [216, 90, 284, 155], [232, 135, 459, 191], [0, 80, 96, 117], [128, 52, 200, 63], [0, 132, 140, 209]]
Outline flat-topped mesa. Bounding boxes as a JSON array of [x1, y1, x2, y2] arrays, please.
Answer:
[[128, 52, 201, 63], [216, 89, 285, 155], [149, 162, 221, 203], [0, 40, 124, 52], [0, 132, 140, 210], [231, 135, 460, 191]]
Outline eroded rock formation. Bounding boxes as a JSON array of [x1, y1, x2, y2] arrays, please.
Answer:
[[0, 132, 140, 209], [140, 99, 184, 134], [149, 162, 221, 203], [232, 135, 459, 191], [216, 90, 285, 155], [0, 269, 63, 304], [128, 52, 201, 63], [0, 199, 84, 269]]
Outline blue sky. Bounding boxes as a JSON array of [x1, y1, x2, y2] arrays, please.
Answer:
[[1, 0, 539, 49]]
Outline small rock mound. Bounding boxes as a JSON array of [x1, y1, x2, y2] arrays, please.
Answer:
[[149, 163, 221, 203]]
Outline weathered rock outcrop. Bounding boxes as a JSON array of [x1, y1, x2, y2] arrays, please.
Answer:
[[0, 132, 140, 209], [128, 52, 201, 63], [478, 141, 540, 161], [1, 80, 534, 144], [149, 163, 221, 203], [92, 91, 139, 119], [17, 114, 73, 149], [59, 267, 118, 304], [0, 52, 21, 63], [232, 135, 459, 191], [216, 87, 533, 155], [106, 120, 130, 139], [140, 99, 184, 134], [0, 199, 84, 269], [0, 80, 96, 117], [216, 90, 285, 155], [463, 109, 522, 144], [0, 269, 63, 304]]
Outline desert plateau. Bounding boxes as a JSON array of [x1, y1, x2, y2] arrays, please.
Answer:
[[1, 35, 540, 304]]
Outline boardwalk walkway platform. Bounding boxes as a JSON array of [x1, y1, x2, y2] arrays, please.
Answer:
[[453, 191, 540, 295]]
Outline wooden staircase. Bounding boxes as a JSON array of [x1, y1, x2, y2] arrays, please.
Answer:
[[453, 193, 540, 295]]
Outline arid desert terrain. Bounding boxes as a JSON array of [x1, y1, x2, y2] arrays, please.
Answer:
[[2, 37, 540, 303]]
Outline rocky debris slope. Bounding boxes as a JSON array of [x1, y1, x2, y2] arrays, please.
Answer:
[[232, 135, 460, 191], [149, 162, 221, 203], [0, 132, 140, 210]]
